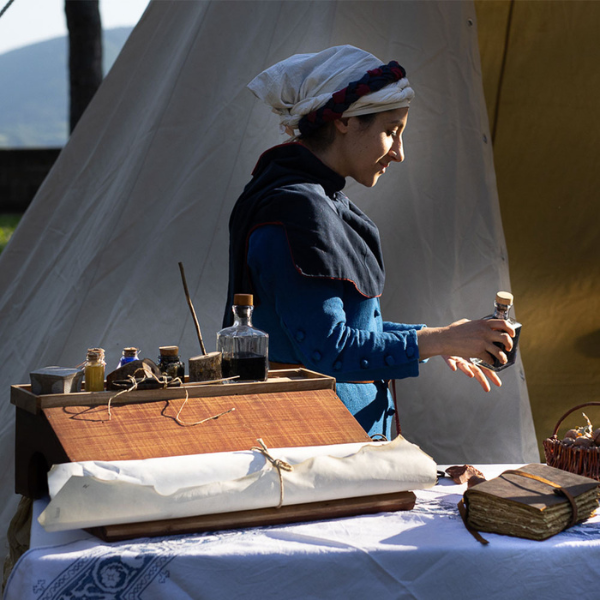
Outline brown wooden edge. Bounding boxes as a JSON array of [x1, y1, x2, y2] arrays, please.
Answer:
[[87, 491, 416, 542], [11, 369, 336, 415], [10, 385, 41, 414]]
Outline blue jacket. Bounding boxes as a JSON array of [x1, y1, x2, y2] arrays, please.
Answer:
[[248, 225, 424, 437]]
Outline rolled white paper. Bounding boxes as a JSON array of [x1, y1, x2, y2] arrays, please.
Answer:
[[39, 435, 437, 532]]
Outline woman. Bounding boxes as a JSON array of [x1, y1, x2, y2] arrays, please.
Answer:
[[224, 46, 515, 439]]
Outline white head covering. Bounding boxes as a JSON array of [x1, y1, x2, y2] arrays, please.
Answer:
[[248, 45, 414, 137]]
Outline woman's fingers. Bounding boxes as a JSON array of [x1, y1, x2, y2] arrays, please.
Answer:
[[474, 364, 502, 389], [470, 320, 514, 364], [473, 369, 492, 393], [442, 355, 502, 392], [487, 322, 514, 351], [482, 342, 507, 365], [485, 368, 502, 387], [443, 355, 475, 378], [442, 356, 459, 372], [455, 358, 475, 378]]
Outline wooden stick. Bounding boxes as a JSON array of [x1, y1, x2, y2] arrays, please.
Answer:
[[178, 262, 207, 356]]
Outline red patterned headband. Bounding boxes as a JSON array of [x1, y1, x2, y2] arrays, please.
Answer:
[[298, 61, 406, 136]]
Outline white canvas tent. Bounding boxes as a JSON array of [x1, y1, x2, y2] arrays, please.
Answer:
[[0, 0, 538, 560]]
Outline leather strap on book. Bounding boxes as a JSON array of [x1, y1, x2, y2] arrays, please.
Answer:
[[501, 469, 579, 528], [457, 498, 489, 545]]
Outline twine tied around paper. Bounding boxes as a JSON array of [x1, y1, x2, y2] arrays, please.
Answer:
[[251, 438, 293, 509]]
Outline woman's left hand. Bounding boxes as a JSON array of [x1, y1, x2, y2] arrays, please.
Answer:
[[442, 355, 502, 392]]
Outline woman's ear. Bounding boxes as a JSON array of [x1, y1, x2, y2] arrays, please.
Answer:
[[333, 117, 350, 134]]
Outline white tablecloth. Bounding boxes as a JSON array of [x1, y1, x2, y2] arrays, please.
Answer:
[[5, 465, 600, 600]]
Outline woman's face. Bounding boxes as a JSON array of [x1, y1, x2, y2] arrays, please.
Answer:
[[334, 107, 409, 187]]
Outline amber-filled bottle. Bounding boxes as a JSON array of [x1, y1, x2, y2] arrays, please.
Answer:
[[84, 348, 106, 391], [471, 291, 522, 372]]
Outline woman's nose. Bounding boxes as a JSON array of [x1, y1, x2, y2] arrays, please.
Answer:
[[389, 137, 404, 162]]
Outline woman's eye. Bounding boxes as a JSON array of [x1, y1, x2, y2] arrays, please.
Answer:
[[388, 130, 398, 138]]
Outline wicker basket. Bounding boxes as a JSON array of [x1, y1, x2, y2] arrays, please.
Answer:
[[543, 401, 600, 481]]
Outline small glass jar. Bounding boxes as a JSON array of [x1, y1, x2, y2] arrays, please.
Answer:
[[84, 348, 106, 392], [158, 346, 185, 380], [217, 294, 268, 381], [117, 347, 139, 369]]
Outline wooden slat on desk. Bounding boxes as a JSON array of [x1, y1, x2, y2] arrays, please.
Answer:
[[41, 389, 371, 462]]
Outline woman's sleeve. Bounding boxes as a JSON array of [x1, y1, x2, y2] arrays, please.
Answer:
[[248, 225, 424, 382], [383, 321, 426, 333]]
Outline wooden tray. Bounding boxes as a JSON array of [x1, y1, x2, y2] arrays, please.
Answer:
[[11, 368, 336, 415]]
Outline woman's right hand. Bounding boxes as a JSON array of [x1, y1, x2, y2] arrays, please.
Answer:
[[417, 318, 516, 365]]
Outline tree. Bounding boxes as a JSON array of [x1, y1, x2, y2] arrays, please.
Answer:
[[65, 0, 102, 133]]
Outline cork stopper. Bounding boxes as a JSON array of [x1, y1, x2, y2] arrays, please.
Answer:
[[86, 348, 105, 362], [496, 291, 514, 306], [233, 293, 254, 306], [122, 347, 138, 358], [159, 345, 179, 356]]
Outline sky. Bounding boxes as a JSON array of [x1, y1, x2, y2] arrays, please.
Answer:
[[0, 0, 152, 56]]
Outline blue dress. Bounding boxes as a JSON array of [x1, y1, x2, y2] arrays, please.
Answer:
[[225, 143, 425, 438]]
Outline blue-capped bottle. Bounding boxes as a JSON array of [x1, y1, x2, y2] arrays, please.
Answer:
[[472, 291, 522, 372], [116, 347, 139, 369], [217, 294, 268, 381]]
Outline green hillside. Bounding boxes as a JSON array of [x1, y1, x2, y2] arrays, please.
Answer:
[[0, 27, 132, 148]]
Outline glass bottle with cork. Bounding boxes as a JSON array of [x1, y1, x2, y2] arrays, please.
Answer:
[[158, 346, 185, 380], [217, 293, 269, 381], [116, 347, 139, 369], [84, 348, 106, 391], [471, 291, 522, 372]]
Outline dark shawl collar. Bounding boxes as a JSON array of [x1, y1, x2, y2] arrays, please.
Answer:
[[223, 143, 385, 326]]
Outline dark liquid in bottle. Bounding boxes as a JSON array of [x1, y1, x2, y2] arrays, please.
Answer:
[[222, 353, 268, 381]]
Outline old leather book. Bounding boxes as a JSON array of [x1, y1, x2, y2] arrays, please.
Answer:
[[463, 463, 599, 541]]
